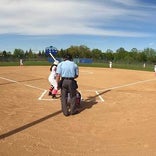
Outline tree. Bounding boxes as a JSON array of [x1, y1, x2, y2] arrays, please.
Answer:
[[13, 49, 24, 59], [143, 48, 156, 63], [130, 48, 138, 53], [115, 47, 128, 62], [91, 49, 103, 60], [2, 51, 7, 57], [105, 49, 114, 61], [28, 49, 33, 58]]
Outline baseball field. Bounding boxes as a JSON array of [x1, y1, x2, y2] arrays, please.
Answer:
[[0, 66, 156, 156]]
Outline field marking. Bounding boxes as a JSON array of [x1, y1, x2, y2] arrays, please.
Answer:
[[38, 89, 104, 102], [24, 84, 45, 91], [86, 78, 156, 92], [0, 76, 58, 101], [39, 98, 58, 101], [0, 76, 17, 83], [0, 76, 45, 91], [38, 90, 47, 100], [96, 91, 104, 102], [0, 76, 52, 101], [2, 76, 155, 102], [4, 76, 155, 102]]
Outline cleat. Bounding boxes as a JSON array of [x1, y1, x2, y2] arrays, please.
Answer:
[[48, 91, 52, 96], [52, 94, 56, 99]]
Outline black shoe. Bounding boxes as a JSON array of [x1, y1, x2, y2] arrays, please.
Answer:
[[52, 94, 56, 99], [76, 103, 81, 108], [48, 91, 52, 96], [71, 110, 79, 115]]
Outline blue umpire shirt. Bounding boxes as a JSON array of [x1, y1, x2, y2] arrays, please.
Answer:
[[56, 60, 79, 78]]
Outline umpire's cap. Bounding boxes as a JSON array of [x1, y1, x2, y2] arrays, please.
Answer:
[[64, 53, 72, 60]]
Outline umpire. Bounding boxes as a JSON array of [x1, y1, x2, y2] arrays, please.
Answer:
[[56, 54, 79, 116]]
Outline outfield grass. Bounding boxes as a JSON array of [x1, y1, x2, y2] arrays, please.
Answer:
[[0, 62, 19, 66], [0, 61, 50, 66], [78, 63, 154, 72], [0, 61, 154, 72]]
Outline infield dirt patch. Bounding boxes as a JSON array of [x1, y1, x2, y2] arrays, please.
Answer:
[[0, 66, 156, 156]]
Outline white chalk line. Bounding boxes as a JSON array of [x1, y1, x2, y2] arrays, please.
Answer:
[[96, 91, 104, 102], [0, 76, 45, 91], [1, 76, 155, 102], [39, 98, 58, 101], [4, 76, 154, 102], [0, 76, 17, 83], [0, 76, 79, 101], [38, 90, 47, 100], [0, 76, 104, 103], [0, 76, 48, 101], [24, 84, 45, 91], [87, 78, 156, 92]]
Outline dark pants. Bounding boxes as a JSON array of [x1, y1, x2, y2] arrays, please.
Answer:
[[61, 79, 78, 116]]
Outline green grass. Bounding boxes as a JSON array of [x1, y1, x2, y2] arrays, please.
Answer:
[[23, 61, 50, 66], [0, 62, 19, 66], [0, 61, 51, 66], [78, 63, 154, 72], [0, 61, 154, 72]]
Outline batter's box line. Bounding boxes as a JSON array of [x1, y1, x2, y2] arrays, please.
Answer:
[[0, 76, 104, 102], [38, 90, 60, 101], [38, 90, 104, 102]]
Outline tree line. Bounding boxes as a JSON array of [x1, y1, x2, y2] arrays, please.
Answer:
[[0, 45, 156, 64]]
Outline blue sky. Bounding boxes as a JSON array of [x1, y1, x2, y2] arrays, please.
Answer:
[[0, 0, 156, 53]]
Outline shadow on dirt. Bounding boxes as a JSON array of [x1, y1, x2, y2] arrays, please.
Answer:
[[78, 89, 111, 113], [0, 110, 62, 140], [0, 90, 110, 140]]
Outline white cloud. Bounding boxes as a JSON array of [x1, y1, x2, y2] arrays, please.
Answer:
[[112, 0, 137, 6], [149, 42, 155, 46], [0, 0, 154, 37]]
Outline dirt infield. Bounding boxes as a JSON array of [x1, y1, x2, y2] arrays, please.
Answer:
[[0, 66, 156, 156]]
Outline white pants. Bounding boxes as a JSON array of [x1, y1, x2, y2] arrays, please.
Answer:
[[48, 76, 58, 90]]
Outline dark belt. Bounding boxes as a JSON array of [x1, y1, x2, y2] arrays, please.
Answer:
[[62, 77, 74, 80]]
